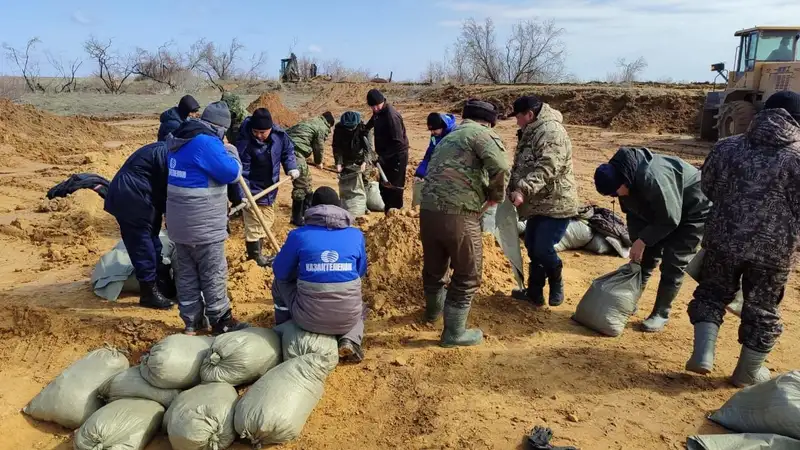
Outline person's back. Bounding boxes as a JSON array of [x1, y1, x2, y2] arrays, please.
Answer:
[[286, 115, 333, 164], [158, 108, 182, 142], [333, 121, 373, 169], [106, 142, 169, 217]]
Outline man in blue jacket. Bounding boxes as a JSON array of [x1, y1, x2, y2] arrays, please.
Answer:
[[157, 95, 200, 141], [104, 142, 174, 310], [166, 101, 250, 335], [414, 112, 457, 179], [234, 108, 299, 267], [271, 187, 368, 363]]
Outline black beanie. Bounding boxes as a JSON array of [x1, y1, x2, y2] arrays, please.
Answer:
[[427, 112, 446, 130], [178, 95, 201, 119], [311, 186, 341, 207], [765, 91, 800, 122], [322, 111, 335, 127], [462, 99, 497, 127], [512, 95, 543, 116], [250, 108, 273, 130], [367, 89, 385, 106]]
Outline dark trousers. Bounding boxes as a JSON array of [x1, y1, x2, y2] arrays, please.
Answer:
[[524, 216, 569, 270], [378, 152, 408, 212], [118, 214, 162, 284], [420, 210, 482, 308], [687, 248, 789, 353]]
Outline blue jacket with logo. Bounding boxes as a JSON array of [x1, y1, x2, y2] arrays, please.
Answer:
[[415, 113, 457, 178]]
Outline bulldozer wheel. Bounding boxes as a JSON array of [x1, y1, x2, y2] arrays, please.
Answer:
[[717, 100, 756, 139]]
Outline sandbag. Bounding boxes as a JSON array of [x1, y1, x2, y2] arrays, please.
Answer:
[[583, 233, 614, 255], [140, 335, 214, 390], [481, 204, 498, 233], [572, 263, 643, 337], [605, 236, 630, 259], [234, 353, 331, 446], [554, 220, 593, 252], [200, 327, 282, 386], [274, 320, 339, 372], [411, 178, 424, 207], [98, 366, 181, 408], [687, 433, 800, 450], [709, 371, 800, 440], [493, 199, 525, 290], [338, 171, 367, 217], [165, 382, 238, 450], [74, 398, 164, 450], [686, 249, 744, 317], [23, 346, 129, 429], [366, 180, 385, 212]]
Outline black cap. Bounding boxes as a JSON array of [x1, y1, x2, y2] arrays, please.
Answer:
[[427, 112, 446, 130], [322, 111, 335, 127], [462, 99, 497, 127], [765, 91, 800, 122], [512, 95, 543, 116], [367, 89, 385, 106], [178, 95, 201, 119], [250, 108, 273, 130], [311, 186, 341, 207]]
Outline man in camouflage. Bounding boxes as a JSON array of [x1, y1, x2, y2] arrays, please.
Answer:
[[685, 91, 800, 387], [507, 96, 579, 308], [286, 112, 335, 226], [220, 92, 247, 145], [420, 99, 510, 348]]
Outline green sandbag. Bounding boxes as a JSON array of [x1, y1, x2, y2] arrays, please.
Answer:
[[74, 398, 164, 450], [687, 433, 800, 450], [338, 171, 367, 217], [164, 382, 238, 450], [572, 263, 643, 337], [200, 327, 282, 386], [98, 366, 181, 408], [274, 320, 338, 373], [493, 199, 524, 290], [140, 335, 214, 390]]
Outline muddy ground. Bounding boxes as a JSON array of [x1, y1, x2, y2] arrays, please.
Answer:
[[0, 83, 797, 450]]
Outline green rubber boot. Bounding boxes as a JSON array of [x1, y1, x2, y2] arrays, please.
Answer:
[[440, 304, 483, 348], [685, 322, 719, 374], [731, 346, 771, 388], [423, 288, 446, 322]]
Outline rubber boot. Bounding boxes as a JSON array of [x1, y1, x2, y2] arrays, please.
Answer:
[[641, 283, 680, 332], [184, 315, 211, 336], [512, 263, 546, 306], [290, 199, 305, 227], [547, 262, 565, 307], [685, 322, 720, 374], [211, 310, 251, 335], [246, 240, 273, 267], [731, 346, 771, 388], [338, 338, 364, 363], [440, 304, 483, 348], [139, 281, 174, 310], [423, 288, 446, 322]]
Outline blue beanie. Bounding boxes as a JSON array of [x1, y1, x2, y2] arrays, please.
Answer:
[[594, 164, 623, 197], [340, 111, 361, 129]]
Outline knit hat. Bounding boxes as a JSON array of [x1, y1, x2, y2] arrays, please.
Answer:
[[462, 99, 497, 126], [512, 95, 543, 116], [178, 95, 200, 119], [250, 108, 273, 130], [322, 111, 335, 127], [594, 163, 623, 197], [200, 101, 232, 130], [311, 186, 341, 207], [765, 91, 800, 121], [427, 112, 446, 130], [340, 111, 361, 129], [367, 89, 385, 106]]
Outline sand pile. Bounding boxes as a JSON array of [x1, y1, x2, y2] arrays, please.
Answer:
[[247, 92, 301, 128]]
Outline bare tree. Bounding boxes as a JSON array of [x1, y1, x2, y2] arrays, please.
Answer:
[[3, 37, 45, 92], [455, 18, 502, 83], [297, 54, 319, 79], [610, 56, 648, 85], [133, 41, 188, 91], [420, 60, 447, 84], [448, 43, 478, 83], [46, 52, 83, 93], [319, 58, 370, 82], [190, 38, 267, 92], [83, 36, 135, 94]]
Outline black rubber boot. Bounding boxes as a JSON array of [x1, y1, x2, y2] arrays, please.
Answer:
[[440, 304, 483, 348], [685, 322, 719, 374], [139, 281, 174, 310], [246, 240, 273, 267], [156, 262, 177, 300], [547, 262, 564, 306], [424, 288, 446, 322], [290, 199, 305, 227], [641, 283, 681, 332], [211, 310, 251, 335]]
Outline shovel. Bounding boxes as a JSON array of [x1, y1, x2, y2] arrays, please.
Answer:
[[236, 177, 281, 253], [229, 177, 293, 216], [376, 162, 404, 190]]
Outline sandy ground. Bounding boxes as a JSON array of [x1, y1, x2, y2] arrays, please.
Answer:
[[0, 85, 797, 450]]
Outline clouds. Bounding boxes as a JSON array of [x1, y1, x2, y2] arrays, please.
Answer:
[[70, 10, 92, 26], [308, 45, 322, 53]]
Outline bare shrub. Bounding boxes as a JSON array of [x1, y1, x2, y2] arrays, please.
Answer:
[[420, 60, 448, 84], [46, 52, 82, 93], [189, 38, 267, 92], [607, 57, 648, 86], [133, 41, 190, 91], [83, 36, 135, 94], [320, 58, 370, 82], [3, 37, 46, 92]]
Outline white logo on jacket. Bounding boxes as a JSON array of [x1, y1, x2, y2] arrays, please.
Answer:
[[168, 157, 187, 178], [306, 250, 351, 272], [321, 251, 339, 263]]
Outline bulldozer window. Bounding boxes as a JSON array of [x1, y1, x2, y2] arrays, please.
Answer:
[[757, 31, 797, 62], [738, 33, 757, 72]]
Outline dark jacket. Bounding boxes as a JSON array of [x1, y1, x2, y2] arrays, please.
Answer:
[[234, 117, 298, 206], [104, 142, 169, 225], [332, 122, 374, 168], [48, 173, 109, 200], [415, 113, 457, 178], [701, 109, 800, 269], [365, 103, 409, 160], [157, 107, 183, 142]]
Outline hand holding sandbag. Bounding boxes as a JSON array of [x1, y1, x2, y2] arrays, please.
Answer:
[[74, 398, 164, 450], [165, 382, 238, 450], [98, 366, 181, 408], [200, 327, 282, 386], [140, 335, 214, 389]]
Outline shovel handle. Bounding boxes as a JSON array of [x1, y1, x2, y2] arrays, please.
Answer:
[[229, 177, 293, 216], [237, 177, 281, 252]]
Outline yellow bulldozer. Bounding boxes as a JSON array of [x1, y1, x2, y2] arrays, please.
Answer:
[[701, 26, 800, 141]]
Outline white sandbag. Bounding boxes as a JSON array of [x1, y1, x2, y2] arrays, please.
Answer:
[[517, 220, 526, 236], [685, 249, 744, 317], [709, 371, 800, 440], [98, 366, 181, 408], [140, 335, 214, 390], [366, 180, 385, 212], [338, 172, 367, 217], [274, 320, 338, 373], [605, 236, 630, 259], [23, 346, 129, 429], [583, 233, 614, 254], [572, 263, 643, 337], [165, 382, 238, 450], [554, 220, 594, 252], [411, 178, 424, 207], [493, 199, 525, 290], [234, 353, 331, 446], [687, 433, 800, 450], [200, 327, 282, 386], [480, 204, 498, 233], [74, 398, 164, 450]]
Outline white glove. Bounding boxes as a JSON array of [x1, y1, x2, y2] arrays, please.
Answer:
[[289, 169, 300, 180]]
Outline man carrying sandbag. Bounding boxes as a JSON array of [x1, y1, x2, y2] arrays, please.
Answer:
[[507, 95, 579, 307], [286, 111, 335, 226], [420, 99, 510, 347], [271, 187, 368, 363], [594, 147, 710, 332], [685, 91, 800, 387]]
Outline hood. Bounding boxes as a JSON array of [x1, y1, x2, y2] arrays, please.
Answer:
[[747, 109, 800, 148], [442, 113, 457, 133], [160, 107, 182, 123], [166, 119, 217, 152], [609, 147, 652, 187], [532, 103, 563, 127], [303, 204, 354, 229]]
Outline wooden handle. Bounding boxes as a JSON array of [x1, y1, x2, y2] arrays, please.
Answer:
[[237, 177, 281, 252], [229, 177, 293, 216]]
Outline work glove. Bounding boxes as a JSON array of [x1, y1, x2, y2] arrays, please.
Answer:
[[289, 169, 300, 180], [336, 164, 343, 173]]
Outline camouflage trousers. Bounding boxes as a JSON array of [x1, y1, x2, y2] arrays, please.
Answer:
[[687, 248, 790, 353], [292, 158, 313, 201]]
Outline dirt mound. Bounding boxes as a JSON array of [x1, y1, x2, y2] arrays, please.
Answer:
[[246, 92, 301, 128]]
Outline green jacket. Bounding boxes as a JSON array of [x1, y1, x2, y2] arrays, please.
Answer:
[[286, 116, 331, 165], [508, 104, 579, 219], [221, 93, 247, 144], [421, 120, 510, 215]]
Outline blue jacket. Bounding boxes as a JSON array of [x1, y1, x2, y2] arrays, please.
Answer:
[[105, 142, 169, 226], [414, 113, 457, 178], [157, 107, 183, 142], [273, 204, 366, 335], [234, 117, 298, 206], [165, 120, 242, 245]]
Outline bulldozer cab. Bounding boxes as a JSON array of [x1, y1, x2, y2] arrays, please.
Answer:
[[730, 28, 799, 81]]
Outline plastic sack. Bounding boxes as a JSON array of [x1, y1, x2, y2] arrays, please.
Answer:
[[338, 171, 367, 217], [709, 371, 800, 440], [234, 353, 331, 446], [200, 327, 282, 386], [74, 398, 164, 450], [685, 249, 744, 317], [275, 320, 339, 372], [481, 204, 498, 233], [493, 199, 525, 290], [98, 366, 181, 408], [554, 220, 594, 252], [366, 180, 385, 212], [572, 263, 643, 337], [411, 178, 424, 208], [23, 346, 129, 429], [140, 335, 214, 390], [164, 382, 238, 450], [583, 233, 614, 255], [687, 433, 800, 450]]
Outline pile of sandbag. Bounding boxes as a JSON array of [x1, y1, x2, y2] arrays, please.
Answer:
[[338, 170, 384, 217]]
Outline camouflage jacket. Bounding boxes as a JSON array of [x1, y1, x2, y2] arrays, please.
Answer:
[[701, 108, 800, 270], [221, 93, 247, 145], [508, 104, 579, 219], [421, 120, 510, 215], [287, 116, 331, 165]]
